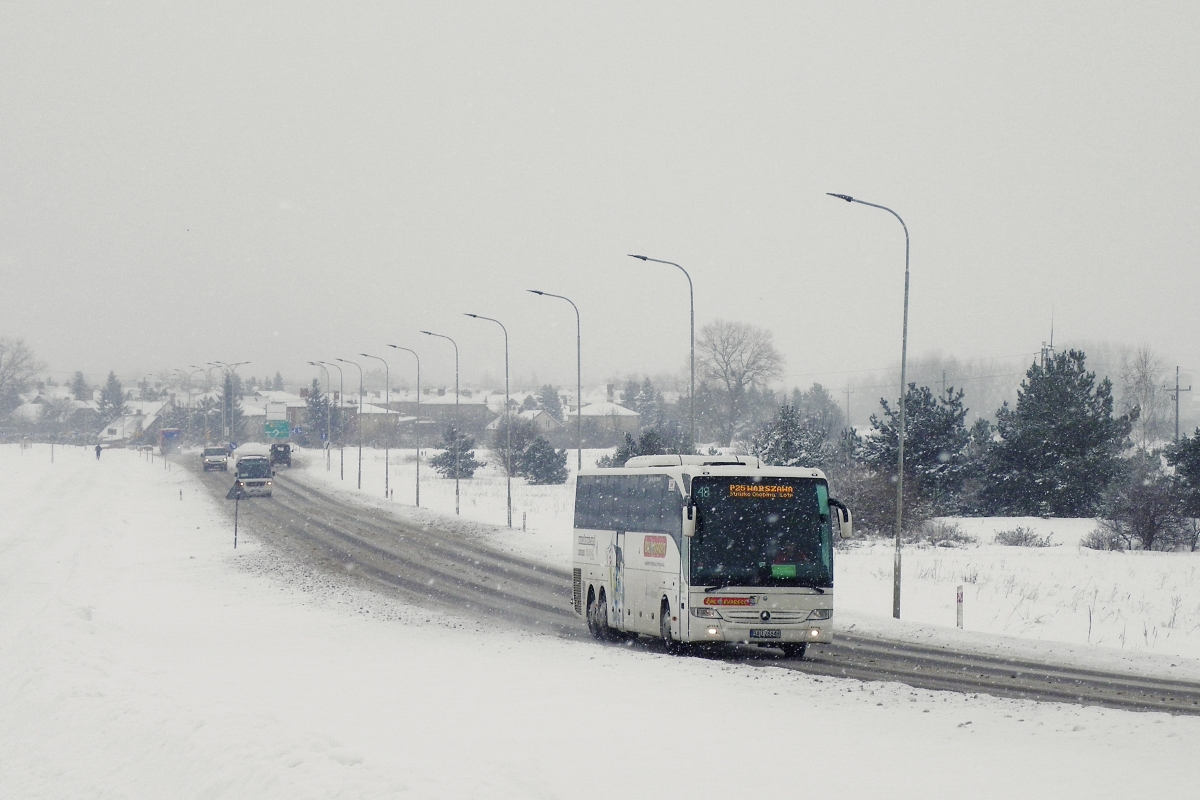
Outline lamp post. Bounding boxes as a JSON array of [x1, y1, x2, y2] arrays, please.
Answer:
[[421, 330, 460, 515], [190, 364, 219, 443], [211, 361, 249, 443], [307, 361, 332, 471], [176, 368, 203, 441], [336, 358, 364, 490], [827, 192, 910, 620], [466, 313, 511, 528], [321, 360, 345, 480], [528, 290, 582, 472], [388, 344, 421, 507], [628, 255, 694, 453], [361, 353, 391, 499]]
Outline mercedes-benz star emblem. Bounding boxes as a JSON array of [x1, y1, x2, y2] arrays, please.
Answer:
[[760, 610, 771, 622]]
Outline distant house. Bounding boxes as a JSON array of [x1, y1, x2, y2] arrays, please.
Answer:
[[578, 401, 640, 434], [98, 401, 166, 444], [485, 408, 563, 435]]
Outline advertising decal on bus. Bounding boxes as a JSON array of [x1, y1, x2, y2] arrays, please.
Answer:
[[643, 535, 668, 558], [702, 596, 756, 606]]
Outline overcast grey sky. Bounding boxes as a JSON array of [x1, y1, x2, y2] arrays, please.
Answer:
[[3, 2, 1198, 392]]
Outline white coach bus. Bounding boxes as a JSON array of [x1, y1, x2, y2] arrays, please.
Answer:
[[572, 455, 852, 658]]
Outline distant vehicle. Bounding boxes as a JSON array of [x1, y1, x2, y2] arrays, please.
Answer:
[[270, 443, 292, 467], [159, 428, 183, 455], [232, 455, 273, 497], [572, 455, 852, 659], [201, 447, 229, 471]]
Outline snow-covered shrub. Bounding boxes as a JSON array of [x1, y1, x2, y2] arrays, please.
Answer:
[[1081, 527, 1124, 551], [915, 520, 977, 548], [994, 527, 1057, 547]]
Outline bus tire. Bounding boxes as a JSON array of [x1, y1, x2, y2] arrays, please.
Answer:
[[781, 643, 807, 660], [586, 588, 601, 639], [594, 589, 613, 640], [660, 599, 678, 653]]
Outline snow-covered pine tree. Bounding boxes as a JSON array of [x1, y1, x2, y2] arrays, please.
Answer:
[[519, 437, 569, 484], [980, 350, 1132, 517], [70, 371, 90, 402], [97, 371, 127, 422], [430, 427, 485, 478], [862, 383, 971, 513], [751, 405, 835, 469], [536, 384, 563, 422]]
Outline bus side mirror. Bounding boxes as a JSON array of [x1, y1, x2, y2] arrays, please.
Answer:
[[830, 498, 853, 539], [685, 495, 694, 525]]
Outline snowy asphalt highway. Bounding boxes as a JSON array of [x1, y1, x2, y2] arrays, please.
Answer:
[[191, 459, 1200, 716]]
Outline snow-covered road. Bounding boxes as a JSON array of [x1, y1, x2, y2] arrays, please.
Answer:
[[2, 442, 1198, 798]]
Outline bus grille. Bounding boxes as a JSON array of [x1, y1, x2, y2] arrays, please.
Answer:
[[721, 610, 809, 624], [573, 569, 582, 614]]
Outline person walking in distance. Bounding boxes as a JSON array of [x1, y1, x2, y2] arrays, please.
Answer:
[[95, 444, 102, 460]]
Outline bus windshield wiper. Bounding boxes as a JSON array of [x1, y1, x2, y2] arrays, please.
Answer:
[[796, 584, 826, 594], [704, 583, 747, 593]]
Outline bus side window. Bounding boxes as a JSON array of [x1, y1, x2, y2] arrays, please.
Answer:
[[574, 477, 595, 529], [631, 475, 651, 532], [599, 476, 619, 530]]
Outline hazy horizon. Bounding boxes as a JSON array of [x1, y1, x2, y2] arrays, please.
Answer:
[[4, 3, 1198, 397]]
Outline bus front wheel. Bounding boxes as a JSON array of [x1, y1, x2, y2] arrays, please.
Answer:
[[781, 643, 807, 660], [660, 600, 679, 654]]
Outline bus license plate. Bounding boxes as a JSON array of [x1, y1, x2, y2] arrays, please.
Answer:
[[749, 629, 781, 639]]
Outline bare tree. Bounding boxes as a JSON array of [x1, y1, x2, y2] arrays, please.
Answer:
[[1119, 348, 1168, 452], [697, 319, 783, 446], [0, 338, 45, 412]]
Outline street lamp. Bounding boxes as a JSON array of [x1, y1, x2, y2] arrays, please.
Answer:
[[361, 353, 391, 499], [336, 358, 364, 490], [210, 361, 249, 442], [190, 364, 219, 443], [528, 289, 582, 472], [421, 330, 460, 515], [176, 368, 204, 441], [628, 255, 694, 453], [388, 344, 421, 507], [307, 361, 332, 471], [320, 360, 345, 480], [827, 192, 910, 620], [466, 313, 511, 528]]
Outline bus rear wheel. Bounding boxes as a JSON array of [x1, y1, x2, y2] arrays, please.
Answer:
[[589, 590, 615, 641], [781, 643, 807, 659]]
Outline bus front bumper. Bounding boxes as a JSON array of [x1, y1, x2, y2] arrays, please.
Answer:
[[688, 622, 832, 645]]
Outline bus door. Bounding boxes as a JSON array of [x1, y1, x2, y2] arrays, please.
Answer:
[[613, 530, 626, 629]]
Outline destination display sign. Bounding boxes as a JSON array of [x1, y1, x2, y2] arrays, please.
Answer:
[[728, 483, 794, 500]]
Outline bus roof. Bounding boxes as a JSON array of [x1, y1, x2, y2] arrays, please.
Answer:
[[578, 462, 827, 482]]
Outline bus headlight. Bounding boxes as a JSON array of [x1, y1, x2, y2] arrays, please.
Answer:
[[691, 607, 722, 619], [809, 628, 822, 639], [807, 609, 832, 621]]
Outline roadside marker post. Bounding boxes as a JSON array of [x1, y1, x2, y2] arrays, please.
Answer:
[[957, 585, 964, 629]]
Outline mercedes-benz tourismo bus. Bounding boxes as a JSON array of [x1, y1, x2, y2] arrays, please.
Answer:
[[572, 455, 852, 658]]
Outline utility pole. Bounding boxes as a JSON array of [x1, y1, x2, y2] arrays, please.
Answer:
[[844, 386, 853, 428], [1169, 366, 1192, 442]]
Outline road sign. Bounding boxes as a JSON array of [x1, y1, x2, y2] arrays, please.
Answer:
[[264, 420, 290, 439], [291, 426, 303, 436]]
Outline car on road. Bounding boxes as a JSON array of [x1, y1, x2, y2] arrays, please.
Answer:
[[232, 454, 274, 497], [270, 443, 292, 467], [201, 446, 229, 471]]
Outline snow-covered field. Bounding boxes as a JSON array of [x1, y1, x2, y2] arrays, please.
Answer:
[[296, 446, 1200, 664], [3, 442, 1199, 798]]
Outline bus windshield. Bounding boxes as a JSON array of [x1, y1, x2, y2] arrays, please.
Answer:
[[690, 476, 832, 589]]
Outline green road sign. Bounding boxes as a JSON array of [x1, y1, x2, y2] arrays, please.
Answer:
[[264, 420, 290, 439]]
